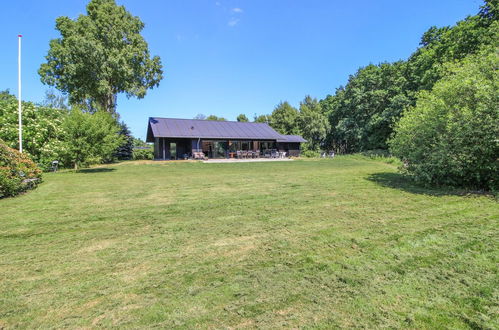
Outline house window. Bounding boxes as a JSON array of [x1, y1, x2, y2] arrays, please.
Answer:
[[202, 140, 228, 158]]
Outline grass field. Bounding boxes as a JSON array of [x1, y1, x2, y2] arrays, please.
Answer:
[[1, 157, 497, 328]]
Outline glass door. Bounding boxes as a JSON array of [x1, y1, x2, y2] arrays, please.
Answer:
[[213, 141, 227, 158]]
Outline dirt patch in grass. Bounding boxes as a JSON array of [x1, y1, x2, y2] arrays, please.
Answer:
[[77, 239, 117, 254]]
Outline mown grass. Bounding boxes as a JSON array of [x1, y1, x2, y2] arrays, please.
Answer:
[[0, 157, 497, 328]]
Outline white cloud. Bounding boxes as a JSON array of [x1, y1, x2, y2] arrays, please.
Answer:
[[228, 17, 240, 27], [231, 7, 243, 13]]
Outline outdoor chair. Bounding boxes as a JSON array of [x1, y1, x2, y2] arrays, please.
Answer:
[[193, 152, 208, 160], [255, 150, 260, 158], [237, 150, 242, 159], [242, 151, 248, 159]]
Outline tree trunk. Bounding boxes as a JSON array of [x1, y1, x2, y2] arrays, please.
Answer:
[[103, 93, 117, 113]]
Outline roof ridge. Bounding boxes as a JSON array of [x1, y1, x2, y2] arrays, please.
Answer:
[[149, 117, 268, 125]]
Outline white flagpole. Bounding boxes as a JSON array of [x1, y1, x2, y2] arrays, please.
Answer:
[[18, 34, 23, 153]]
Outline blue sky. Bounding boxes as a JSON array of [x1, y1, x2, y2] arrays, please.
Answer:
[[0, 0, 482, 140]]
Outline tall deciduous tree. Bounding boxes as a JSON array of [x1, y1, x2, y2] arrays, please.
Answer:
[[236, 114, 249, 122], [270, 101, 299, 135], [298, 96, 330, 151], [254, 114, 271, 124], [39, 0, 163, 113], [406, 1, 497, 93], [322, 62, 411, 153]]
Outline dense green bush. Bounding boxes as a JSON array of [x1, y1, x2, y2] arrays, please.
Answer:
[[132, 147, 153, 160], [390, 49, 498, 191], [301, 149, 321, 158], [59, 109, 123, 170], [132, 138, 153, 160], [0, 140, 42, 198]]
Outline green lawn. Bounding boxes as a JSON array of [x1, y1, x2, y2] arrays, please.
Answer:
[[1, 157, 497, 328]]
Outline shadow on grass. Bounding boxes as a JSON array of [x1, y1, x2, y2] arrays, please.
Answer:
[[78, 168, 116, 174], [366, 172, 487, 197]]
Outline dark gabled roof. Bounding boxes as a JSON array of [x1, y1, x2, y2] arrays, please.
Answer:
[[277, 135, 307, 143], [147, 117, 286, 142]]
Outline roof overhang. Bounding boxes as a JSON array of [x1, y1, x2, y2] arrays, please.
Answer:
[[277, 135, 307, 143]]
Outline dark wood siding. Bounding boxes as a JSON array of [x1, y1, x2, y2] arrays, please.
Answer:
[[154, 138, 192, 160], [277, 142, 301, 157]]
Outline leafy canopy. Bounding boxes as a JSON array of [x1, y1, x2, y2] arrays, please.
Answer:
[[270, 101, 299, 135], [298, 96, 330, 151], [236, 114, 249, 122], [406, 7, 498, 92], [322, 62, 411, 153], [320, 0, 498, 153], [39, 0, 163, 113], [390, 48, 499, 191], [253, 114, 271, 124], [206, 115, 227, 121]]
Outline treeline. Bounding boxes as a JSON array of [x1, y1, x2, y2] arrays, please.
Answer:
[[242, 0, 497, 154], [322, 1, 497, 154], [231, 1, 498, 190]]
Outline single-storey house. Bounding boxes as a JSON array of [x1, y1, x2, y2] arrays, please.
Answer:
[[146, 117, 307, 160]]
